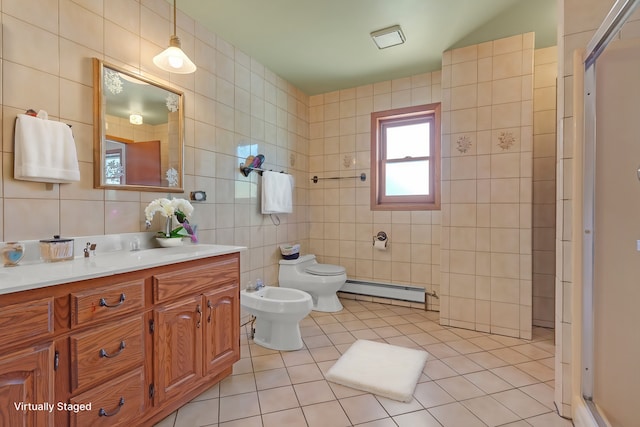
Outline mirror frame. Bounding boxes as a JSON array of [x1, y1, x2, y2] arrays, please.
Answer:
[[93, 58, 185, 192]]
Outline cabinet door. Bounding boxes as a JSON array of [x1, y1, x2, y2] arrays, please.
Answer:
[[203, 284, 239, 377], [0, 343, 54, 427], [153, 295, 202, 405]]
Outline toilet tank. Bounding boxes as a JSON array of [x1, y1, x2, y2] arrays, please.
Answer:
[[279, 254, 316, 272]]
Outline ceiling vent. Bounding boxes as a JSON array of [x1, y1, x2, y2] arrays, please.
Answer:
[[370, 25, 406, 49]]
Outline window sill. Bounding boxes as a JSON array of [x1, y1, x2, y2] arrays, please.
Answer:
[[371, 202, 441, 211]]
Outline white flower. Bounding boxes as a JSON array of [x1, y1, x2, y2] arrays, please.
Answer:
[[145, 198, 172, 223], [172, 199, 194, 217], [144, 198, 194, 225]]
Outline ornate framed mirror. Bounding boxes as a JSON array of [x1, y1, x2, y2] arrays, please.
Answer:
[[93, 58, 184, 192]]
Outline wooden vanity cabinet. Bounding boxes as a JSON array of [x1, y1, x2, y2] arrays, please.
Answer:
[[0, 251, 240, 427], [152, 255, 240, 407]]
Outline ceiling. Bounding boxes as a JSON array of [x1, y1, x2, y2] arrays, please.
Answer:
[[176, 0, 557, 95]]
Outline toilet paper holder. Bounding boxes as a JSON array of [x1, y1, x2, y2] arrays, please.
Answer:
[[373, 231, 388, 245]]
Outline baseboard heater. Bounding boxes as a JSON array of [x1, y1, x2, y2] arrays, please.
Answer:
[[340, 279, 426, 303]]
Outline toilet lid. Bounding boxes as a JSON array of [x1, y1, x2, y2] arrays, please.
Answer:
[[305, 264, 346, 276]]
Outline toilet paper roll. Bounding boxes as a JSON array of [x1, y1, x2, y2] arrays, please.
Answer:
[[374, 239, 387, 250]]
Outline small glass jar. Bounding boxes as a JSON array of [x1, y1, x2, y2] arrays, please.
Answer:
[[2, 241, 25, 267]]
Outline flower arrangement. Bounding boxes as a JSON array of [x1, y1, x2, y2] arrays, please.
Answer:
[[145, 198, 197, 242]]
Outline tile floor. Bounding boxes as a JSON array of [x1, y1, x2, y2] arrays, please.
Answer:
[[154, 297, 574, 427]]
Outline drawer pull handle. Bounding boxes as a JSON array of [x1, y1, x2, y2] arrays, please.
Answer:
[[99, 293, 126, 308], [196, 304, 202, 328], [99, 341, 126, 358], [98, 397, 124, 417]]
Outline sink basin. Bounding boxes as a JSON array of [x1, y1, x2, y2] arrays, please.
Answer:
[[127, 245, 203, 260]]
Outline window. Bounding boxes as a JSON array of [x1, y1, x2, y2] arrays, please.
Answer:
[[370, 103, 441, 210]]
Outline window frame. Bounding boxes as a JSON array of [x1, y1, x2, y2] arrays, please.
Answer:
[[370, 103, 441, 211]]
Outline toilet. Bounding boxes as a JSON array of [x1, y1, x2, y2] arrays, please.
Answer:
[[278, 254, 347, 312], [240, 286, 312, 351]]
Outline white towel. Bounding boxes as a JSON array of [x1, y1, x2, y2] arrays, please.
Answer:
[[261, 171, 294, 214], [14, 113, 80, 183]]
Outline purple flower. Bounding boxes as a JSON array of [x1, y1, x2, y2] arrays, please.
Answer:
[[182, 220, 198, 243]]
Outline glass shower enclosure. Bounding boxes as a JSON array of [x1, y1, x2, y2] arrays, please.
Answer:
[[581, 0, 640, 425]]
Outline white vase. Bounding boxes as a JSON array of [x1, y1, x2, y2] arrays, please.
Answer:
[[165, 216, 173, 236], [156, 237, 183, 248]]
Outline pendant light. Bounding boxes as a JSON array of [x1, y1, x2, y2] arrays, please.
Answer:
[[153, 0, 197, 74]]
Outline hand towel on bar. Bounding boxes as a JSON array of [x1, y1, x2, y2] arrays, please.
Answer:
[[14, 113, 80, 183], [261, 170, 294, 214]]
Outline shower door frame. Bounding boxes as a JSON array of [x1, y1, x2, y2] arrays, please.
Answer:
[[582, 0, 640, 424]]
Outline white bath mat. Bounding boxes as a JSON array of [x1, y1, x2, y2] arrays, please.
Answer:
[[325, 339, 428, 402]]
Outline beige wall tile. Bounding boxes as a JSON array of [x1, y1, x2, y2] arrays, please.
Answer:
[[4, 198, 60, 240], [492, 103, 522, 129], [450, 180, 477, 203], [3, 62, 60, 116], [451, 108, 478, 133], [451, 85, 478, 110], [493, 51, 523, 80], [491, 179, 520, 203], [440, 32, 537, 339], [450, 227, 477, 251], [491, 228, 520, 253], [493, 34, 523, 56], [450, 296, 476, 323], [450, 250, 476, 275], [4, 0, 59, 33], [492, 77, 523, 105], [3, 15, 60, 75], [491, 277, 520, 304], [451, 61, 478, 87], [490, 301, 519, 329], [491, 153, 521, 178]]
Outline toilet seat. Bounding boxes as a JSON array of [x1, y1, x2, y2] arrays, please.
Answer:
[[305, 264, 346, 276]]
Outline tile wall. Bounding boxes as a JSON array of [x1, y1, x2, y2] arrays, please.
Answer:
[[307, 74, 442, 311], [532, 46, 557, 328], [0, 0, 310, 286], [440, 33, 535, 340]]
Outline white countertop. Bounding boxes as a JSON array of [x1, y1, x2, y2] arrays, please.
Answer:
[[0, 244, 245, 296]]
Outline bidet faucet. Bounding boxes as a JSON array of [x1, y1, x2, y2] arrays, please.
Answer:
[[256, 279, 265, 290]]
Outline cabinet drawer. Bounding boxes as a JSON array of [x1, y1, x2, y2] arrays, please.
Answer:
[[71, 279, 144, 326], [69, 366, 145, 427], [70, 315, 145, 392], [153, 255, 239, 303], [0, 297, 53, 349]]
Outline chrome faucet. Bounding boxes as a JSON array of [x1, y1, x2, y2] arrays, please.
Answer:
[[130, 237, 141, 251], [255, 279, 265, 290], [84, 242, 97, 257]]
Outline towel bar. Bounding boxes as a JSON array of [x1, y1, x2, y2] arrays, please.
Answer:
[[311, 173, 366, 184], [239, 165, 287, 177]]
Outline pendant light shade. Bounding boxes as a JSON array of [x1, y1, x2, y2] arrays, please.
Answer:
[[153, 0, 196, 74]]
